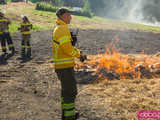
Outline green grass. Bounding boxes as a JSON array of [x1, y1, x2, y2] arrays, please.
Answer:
[[9, 24, 19, 33], [9, 23, 43, 33], [32, 25, 44, 31], [73, 15, 160, 32], [35, 2, 58, 13], [9, 13, 160, 32], [3, 2, 160, 33], [126, 22, 160, 32], [35, 2, 93, 18], [6, 0, 11, 2]]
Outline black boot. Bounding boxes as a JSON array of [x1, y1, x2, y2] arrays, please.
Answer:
[[21, 53, 26, 60], [21, 48, 26, 59], [62, 112, 79, 120], [11, 47, 15, 55], [75, 112, 80, 120], [62, 110, 65, 120], [26, 48, 31, 59]]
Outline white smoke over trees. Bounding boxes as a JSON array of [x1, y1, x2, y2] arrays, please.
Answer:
[[128, 0, 160, 24], [35, 0, 160, 25], [91, 0, 160, 25]]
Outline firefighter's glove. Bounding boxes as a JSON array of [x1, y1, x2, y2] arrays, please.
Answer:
[[18, 27, 21, 31], [30, 24, 33, 29], [70, 32, 77, 46], [80, 53, 87, 62]]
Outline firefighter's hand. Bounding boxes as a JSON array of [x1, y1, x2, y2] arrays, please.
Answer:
[[18, 27, 21, 31], [80, 54, 87, 62], [31, 24, 33, 29], [70, 32, 77, 46], [71, 35, 77, 46]]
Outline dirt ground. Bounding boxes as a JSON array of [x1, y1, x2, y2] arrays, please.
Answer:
[[0, 29, 160, 120]]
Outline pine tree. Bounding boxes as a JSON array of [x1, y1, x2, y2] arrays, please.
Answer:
[[83, 0, 91, 13]]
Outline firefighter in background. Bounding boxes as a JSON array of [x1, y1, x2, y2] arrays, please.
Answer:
[[53, 8, 86, 120], [18, 15, 32, 59], [0, 0, 7, 5], [0, 10, 15, 55]]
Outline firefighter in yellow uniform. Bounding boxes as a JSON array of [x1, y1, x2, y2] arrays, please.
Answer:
[[53, 8, 86, 120], [18, 15, 32, 59], [0, 10, 15, 55]]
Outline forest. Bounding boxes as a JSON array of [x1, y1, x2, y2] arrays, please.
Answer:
[[29, 0, 160, 23]]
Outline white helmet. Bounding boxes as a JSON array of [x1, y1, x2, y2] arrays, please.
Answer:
[[0, 10, 6, 15], [21, 14, 27, 18]]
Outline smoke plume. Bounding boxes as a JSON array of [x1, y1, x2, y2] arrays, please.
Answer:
[[102, 0, 160, 26]]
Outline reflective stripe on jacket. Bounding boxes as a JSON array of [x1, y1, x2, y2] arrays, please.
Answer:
[[0, 17, 7, 32], [3, 18, 10, 32], [20, 22, 32, 35], [52, 19, 80, 69]]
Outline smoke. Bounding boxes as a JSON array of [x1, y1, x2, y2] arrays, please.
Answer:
[[127, 0, 160, 26], [102, 0, 160, 26]]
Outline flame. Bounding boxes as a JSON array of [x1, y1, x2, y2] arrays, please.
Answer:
[[77, 35, 160, 80]]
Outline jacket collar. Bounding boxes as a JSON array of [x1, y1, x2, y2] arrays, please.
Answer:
[[56, 18, 66, 25]]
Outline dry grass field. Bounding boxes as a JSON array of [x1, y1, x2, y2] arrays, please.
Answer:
[[0, 2, 160, 120]]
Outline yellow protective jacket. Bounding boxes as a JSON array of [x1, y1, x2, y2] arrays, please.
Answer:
[[0, 17, 11, 33], [0, 16, 7, 34], [3, 17, 10, 33], [52, 19, 80, 69], [20, 21, 32, 35]]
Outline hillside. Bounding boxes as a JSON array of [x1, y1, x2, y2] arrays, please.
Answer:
[[1, 2, 160, 32], [0, 2, 160, 120]]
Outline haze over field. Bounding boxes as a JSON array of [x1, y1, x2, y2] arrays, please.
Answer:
[[101, 0, 160, 26], [0, 2, 160, 120]]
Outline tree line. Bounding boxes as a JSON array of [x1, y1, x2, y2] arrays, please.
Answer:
[[21, 0, 160, 21]]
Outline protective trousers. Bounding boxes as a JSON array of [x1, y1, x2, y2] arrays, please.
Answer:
[[0, 33, 15, 54], [21, 34, 31, 58], [55, 67, 77, 120]]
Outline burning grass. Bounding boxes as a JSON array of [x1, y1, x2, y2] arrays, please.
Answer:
[[75, 53, 160, 119], [75, 35, 160, 119], [76, 35, 160, 81]]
